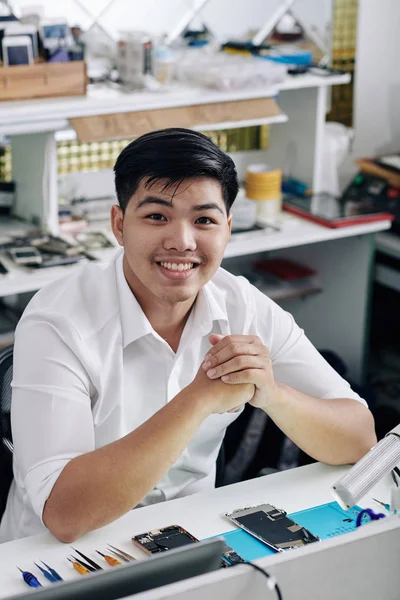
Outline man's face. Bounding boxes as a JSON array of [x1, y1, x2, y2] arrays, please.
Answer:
[[111, 177, 232, 307]]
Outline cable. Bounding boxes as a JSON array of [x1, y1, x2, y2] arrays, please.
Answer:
[[231, 561, 283, 600], [391, 470, 399, 487], [355, 508, 385, 528], [393, 467, 400, 485]]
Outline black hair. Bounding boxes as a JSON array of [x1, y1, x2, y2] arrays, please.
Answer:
[[113, 128, 239, 214]]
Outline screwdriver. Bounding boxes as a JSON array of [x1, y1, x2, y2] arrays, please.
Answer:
[[67, 557, 90, 576], [34, 562, 58, 583], [96, 550, 121, 567], [40, 561, 63, 581], [17, 567, 42, 588], [373, 498, 390, 511]]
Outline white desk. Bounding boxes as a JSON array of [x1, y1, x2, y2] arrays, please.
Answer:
[[0, 462, 393, 599]]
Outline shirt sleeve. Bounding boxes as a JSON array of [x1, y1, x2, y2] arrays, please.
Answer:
[[11, 313, 96, 523], [250, 286, 367, 406]]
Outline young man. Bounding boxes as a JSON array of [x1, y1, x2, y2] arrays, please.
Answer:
[[0, 128, 376, 543]]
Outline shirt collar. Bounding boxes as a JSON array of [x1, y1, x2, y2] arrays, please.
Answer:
[[191, 280, 230, 339], [115, 252, 230, 348], [115, 252, 154, 348]]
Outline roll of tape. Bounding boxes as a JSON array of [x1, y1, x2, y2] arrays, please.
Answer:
[[245, 164, 282, 201]]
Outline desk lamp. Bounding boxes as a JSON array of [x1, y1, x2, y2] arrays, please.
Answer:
[[332, 424, 400, 511]]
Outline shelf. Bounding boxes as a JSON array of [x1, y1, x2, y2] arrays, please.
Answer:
[[375, 264, 400, 293], [257, 276, 323, 302], [225, 211, 392, 258], [0, 72, 350, 136], [376, 231, 400, 261], [0, 212, 391, 298]]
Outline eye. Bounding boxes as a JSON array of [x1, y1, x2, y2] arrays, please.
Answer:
[[146, 213, 167, 221], [196, 216, 215, 225]]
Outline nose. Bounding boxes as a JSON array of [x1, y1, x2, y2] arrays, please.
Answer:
[[163, 220, 197, 253]]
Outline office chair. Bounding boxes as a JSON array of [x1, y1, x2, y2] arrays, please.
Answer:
[[0, 345, 14, 519]]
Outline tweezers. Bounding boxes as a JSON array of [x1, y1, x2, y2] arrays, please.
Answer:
[[107, 544, 136, 562]]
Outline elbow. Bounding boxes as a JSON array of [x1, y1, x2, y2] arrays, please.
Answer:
[[43, 505, 84, 544], [320, 409, 377, 467], [331, 410, 377, 466], [352, 409, 377, 463], [351, 428, 377, 464]]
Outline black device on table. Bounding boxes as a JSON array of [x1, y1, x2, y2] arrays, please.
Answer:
[[132, 525, 244, 567], [341, 172, 400, 233], [283, 191, 395, 228]]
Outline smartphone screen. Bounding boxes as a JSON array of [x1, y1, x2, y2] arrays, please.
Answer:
[[6, 45, 30, 65], [227, 505, 319, 551]]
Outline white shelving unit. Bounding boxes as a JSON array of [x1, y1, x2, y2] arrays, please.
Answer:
[[5, 72, 350, 234], [0, 69, 391, 385]]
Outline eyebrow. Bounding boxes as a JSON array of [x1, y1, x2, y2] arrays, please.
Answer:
[[192, 203, 224, 215], [136, 197, 173, 210], [136, 197, 225, 215]]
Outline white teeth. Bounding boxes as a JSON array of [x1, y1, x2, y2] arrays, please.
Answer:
[[159, 262, 194, 271]]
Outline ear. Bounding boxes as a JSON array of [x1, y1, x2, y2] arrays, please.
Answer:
[[111, 205, 124, 247], [227, 213, 232, 234]]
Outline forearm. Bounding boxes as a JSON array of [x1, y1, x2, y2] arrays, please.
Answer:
[[263, 383, 377, 465], [43, 389, 209, 542]]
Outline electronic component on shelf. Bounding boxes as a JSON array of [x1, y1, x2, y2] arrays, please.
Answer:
[[2, 35, 33, 66], [5, 22, 39, 57], [8, 246, 42, 265], [0, 259, 8, 274], [31, 235, 86, 257], [283, 194, 395, 228], [74, 231, 114, 250], [40, 18, 70, 51], [225, 503, 320, 552], [32, 254, 86, 269]]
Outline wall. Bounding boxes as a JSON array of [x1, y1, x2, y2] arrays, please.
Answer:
[[11, 0, 399, 172], [12, 0, 331, 45], [352, 0, 400, 158]]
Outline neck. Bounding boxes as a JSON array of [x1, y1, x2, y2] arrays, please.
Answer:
[[148, 301, 193, 352], [122, 256, 195, 352]]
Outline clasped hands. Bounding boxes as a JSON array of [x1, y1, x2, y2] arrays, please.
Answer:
[[202, 333, 277, 412]]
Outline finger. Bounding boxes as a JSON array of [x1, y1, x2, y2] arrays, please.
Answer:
[[207, 335, 263, 357], [203, 341, 268, 371], [206, 355, 266, 379], [220, 368, 265, 386], [208, 333, 225, 346]]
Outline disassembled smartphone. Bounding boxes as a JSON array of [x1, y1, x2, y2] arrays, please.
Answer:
[[225, 503, 320, 552], [132, 525, 199, 555], [132, 525, 245, 568], [8, 246, 42, 265]]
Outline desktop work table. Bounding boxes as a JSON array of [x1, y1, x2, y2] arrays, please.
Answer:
[[0, 462, 397, 599]]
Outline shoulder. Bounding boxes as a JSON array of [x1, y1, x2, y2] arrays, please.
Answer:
[[18, 252, 121, 340], [210, 267, 276, 312], [208, 267, 278, 327], [208, 267, 297, 350]]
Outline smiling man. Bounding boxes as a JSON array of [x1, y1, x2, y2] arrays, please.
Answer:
[[0, 128, 376, 543]]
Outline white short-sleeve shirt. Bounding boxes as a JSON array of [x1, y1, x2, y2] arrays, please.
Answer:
[[0, 250, 365, 542]]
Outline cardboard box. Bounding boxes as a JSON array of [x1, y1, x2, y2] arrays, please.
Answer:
[[0, 61, 88, 102]]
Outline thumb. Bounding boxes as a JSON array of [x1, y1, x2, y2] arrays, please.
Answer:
[[209, 333, 224, 346]]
